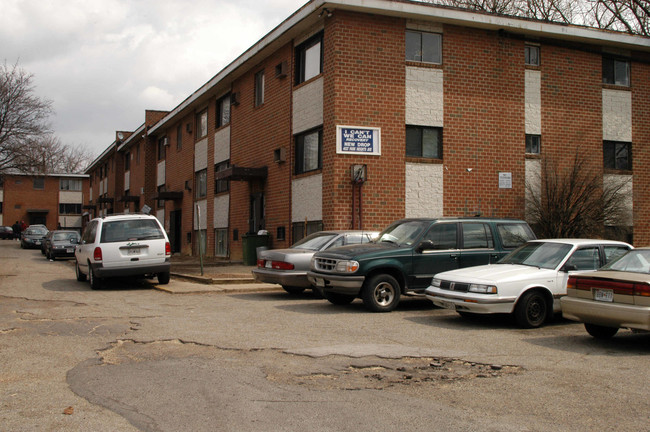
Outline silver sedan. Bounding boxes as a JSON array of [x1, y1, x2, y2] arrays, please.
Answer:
[[253, 230, 378, 295]]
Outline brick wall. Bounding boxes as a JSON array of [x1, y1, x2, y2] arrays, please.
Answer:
[[443, 25, 525, 219], [3, 175, 61, 230], [324, 11, 406, 232], [632, 59, 650, 245]]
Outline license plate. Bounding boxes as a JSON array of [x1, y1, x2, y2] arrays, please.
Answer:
[[265, 261, 272, 269], [314, 278, 325, 287], [127, 248, 141, 255], [437, 300, 457, 310], [66, 248, 73, 253], [593, 288, 613, 302], [35, 241, 41, 245]]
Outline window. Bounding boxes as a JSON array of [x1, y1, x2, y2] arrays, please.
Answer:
[[0, 202, 3, 213], [215, 228, 228, 257], [254, 70, 265, 107], [292, 220, 323, 243], [215, 161, 230, 194], [295, 128, 322, 174], [526, 134, 541, 154], [176, 125, 182, 151], [406, 126, 442, 159], [33, 177, 44, 190], [124, 152, 130, 171], [405, 30, 442, 64], [158, 137, 166, 161], [197, 109, 208, 138], [604, 141, 631, 170], [462, 223, 494, 249], [497, 223, 536, 249], [60, 178, 82, 191], [195, 169, 207, 199], [603, 57, 630, 86], [566, 247, 601, 271], [423, 223, 458, 249], [525, 45, 540, 66], [295, 32, 323, 84], [59, 203, 82, 214], [216, 94, 231, 128]]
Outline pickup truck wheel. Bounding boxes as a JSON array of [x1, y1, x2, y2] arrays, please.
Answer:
[[362, 274, 401, 312], [324, 291, 355, 305], [282, 286, 305, 295], [584, 323, 618, 339], [514, 291, 547, 328], [75, 260, 87, 282]]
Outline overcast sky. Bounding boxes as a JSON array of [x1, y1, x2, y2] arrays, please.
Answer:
[[1, 0, 308, 159]]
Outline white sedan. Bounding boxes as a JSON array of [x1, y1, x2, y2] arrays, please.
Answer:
[[424, 239, 632, 328]]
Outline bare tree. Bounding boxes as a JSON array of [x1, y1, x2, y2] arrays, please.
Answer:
[[0, 60, 53, 174], [585, 0, 650, 36], [17, 135, 94, 174], [526, 153, 630, 238]]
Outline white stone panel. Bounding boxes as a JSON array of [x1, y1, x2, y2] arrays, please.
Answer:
[[194, 199, 208, 230], [292, 174, 322, 222], [525, 159, 542, 220], [293, 77, 323, 134], [58, 215, 82, 228], [99, 181, 104, 196], [59, 191, 83, 204], [405, 67, 443, 127], [605, 174, 633, 226], [0, 190, 3, 200], [195, 137, 208, 171], [157, 161, 166, 187], [525, 70, 541, 135], [89, 187, 93, 202], [214, 126, 231, 164], [0, 215, 3, 225], [603, 89, 632, 142], [405, 163, 443, 218], [156, 209, 165, 227], [124, 171, 130, 191], [213, 194, 229, 228]]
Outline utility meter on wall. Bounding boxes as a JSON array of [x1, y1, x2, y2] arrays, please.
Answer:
[[351, 164, 367, 183]]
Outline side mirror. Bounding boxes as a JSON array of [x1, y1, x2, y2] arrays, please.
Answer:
[[416, 240, 435, 253]]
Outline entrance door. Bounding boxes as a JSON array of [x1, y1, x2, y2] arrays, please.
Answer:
[[249, 193, 265, 233], [29, 213, 47, 226], [169, 210, 182, 253]]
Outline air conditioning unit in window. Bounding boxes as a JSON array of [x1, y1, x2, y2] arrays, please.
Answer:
[[275, 61, 288, 78], [163, 137, 169, 146], [230, 92, 240, 106], [273, 147, 286, 163]]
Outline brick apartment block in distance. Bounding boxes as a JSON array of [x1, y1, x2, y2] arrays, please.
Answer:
[[0, 173, 89, 231], [83, 0, 650, 263]]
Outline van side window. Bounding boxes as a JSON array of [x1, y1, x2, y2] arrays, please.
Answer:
[[423, 223, 458, 249], [462, 223, 494, 249], [82, 221, 97, 244], [497, 223, 536, 249]]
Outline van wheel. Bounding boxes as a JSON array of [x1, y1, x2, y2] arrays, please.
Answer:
[[157, 272, 170, 285], [584, 323, 618, 339], [514, 291, 547, 328], [89, 266, 102, 290], [362, 274, 401, 312], [75, 261, 87, 282], [324, 291, 355, 305]]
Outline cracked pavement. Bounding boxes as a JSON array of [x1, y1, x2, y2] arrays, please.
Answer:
[[1, 241, 649, 431]]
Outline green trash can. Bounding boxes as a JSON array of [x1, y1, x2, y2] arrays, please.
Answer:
[[242, 233, 270, 265]]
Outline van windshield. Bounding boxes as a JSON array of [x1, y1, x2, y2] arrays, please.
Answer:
[[100, 220, 164, 243]]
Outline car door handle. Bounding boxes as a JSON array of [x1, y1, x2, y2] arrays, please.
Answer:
[[450, 254, 459, 260]]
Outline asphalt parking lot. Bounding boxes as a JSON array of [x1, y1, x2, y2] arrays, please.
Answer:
[[1, 241, 648, 431]]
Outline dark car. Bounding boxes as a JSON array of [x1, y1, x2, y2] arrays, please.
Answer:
[[307, 217, 536, 312], [0, 226, 14, 240], [20, 226, 49, 249], [44, 230, 81, 260]]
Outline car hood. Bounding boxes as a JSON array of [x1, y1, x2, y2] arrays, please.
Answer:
[[313, 242, 397, 260], [434, 264, 558, 284]]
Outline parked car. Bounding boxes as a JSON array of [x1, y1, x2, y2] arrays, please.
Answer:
[[44, 230, 81, 260], [74, 214, 171, 289], [307, 218, 536, 312], [20, 226, 49, 249], [253, 230, 379, 295], [0, 226, 14, 240], [425, 239, 632, 328], [562, 248, 650, 339]]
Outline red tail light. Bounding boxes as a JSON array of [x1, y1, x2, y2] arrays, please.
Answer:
[[257, 259, 265, 268], [567, 276, 577, 290], [165, 242, 171, 257], [271, 261, 294, 270], [93, 247, 103, 261], [634, 283, 650, 297]]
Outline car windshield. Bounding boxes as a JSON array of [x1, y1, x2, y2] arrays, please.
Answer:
[[499, 242, 573, 269], [601, 249, 650, 274], [26, 228, 47, 235], [291, 232, 338, 251], [100, 220, 165, 243], [377, 220, 429, 246]]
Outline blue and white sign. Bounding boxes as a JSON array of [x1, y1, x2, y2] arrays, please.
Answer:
[[336, 126, 381, 156]]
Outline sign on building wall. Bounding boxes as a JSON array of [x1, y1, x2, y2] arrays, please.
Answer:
[[336, 126, 381, 155], [499, 172, 512, 189]]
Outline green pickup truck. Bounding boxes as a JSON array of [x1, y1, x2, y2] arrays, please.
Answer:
[[307, 217, 536, 312]]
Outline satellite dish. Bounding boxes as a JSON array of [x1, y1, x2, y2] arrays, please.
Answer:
[[117, 132, 124, 140]]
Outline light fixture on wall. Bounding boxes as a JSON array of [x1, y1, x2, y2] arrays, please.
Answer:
[[319, 7, 332, 18]]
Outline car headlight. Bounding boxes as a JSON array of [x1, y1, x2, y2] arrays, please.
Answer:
[[430, 278, 441, 288], [335, 260, 359, 273], [468, 283, 497, 294]]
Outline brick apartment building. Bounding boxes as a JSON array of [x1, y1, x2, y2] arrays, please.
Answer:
[[84, 0, 650, 261], [0, 173, 88, 231]]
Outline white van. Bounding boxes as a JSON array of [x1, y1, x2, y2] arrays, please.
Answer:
[[75, 214, 171, 289]]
